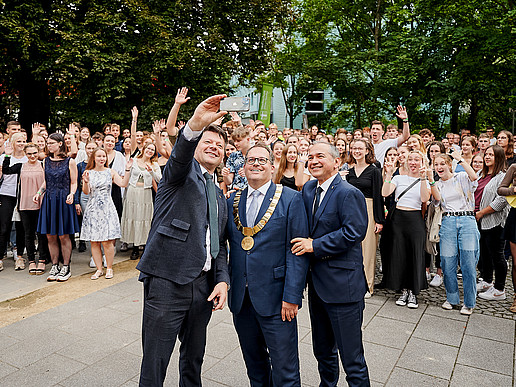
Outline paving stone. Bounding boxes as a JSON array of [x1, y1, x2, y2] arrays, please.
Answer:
[[60, 349, 141, 387], [111, 313, 142, 335], [0, 360, 18, 380], [201, 347, 249, 386], [450, 363, 512, 386], [457, 335, 513, 375], [363, 342, 401, 384], [397, 337, 458, 380], [297, 300, 312, 329], [385, 367, 449, 387], [363, 303, 381, 328], [0, 353, 85, 387], [52, 290, 124, 315], [465, 313, 515, 344], [376, 299, 426, 324], [412, 314, 466, 347], [298, 341, 320, 387], [100, 277, 142, 297], [363, 316, 415, 349], [205, 321, 240, 359], [0, 335, 19, 351], [364, 294, 388, 306], [56, 327, 140, 365], [424, 304, 469, 322], [1, 329, 78, 368], [56, 307, 132, 339], [104, 294, 144, 315]]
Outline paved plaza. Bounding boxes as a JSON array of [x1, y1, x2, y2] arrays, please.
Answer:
[[0, 249, 515, 386]]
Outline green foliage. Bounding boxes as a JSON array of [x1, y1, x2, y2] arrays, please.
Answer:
[[0, 0, 287, 132], [265, 0, 516, 134]]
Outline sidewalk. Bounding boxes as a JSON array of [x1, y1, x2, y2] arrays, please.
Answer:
[[0, 273, 514, 386]]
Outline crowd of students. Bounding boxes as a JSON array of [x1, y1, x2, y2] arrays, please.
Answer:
[[1, 93, 515, 315]]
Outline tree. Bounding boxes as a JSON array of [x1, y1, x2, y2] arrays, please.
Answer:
[[0, 0, 289, 132]]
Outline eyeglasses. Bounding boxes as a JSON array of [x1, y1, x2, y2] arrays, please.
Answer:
[[245, 157, 269, 165]]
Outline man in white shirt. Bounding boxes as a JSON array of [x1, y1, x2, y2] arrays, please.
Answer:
[[370, 106, 410, 166]]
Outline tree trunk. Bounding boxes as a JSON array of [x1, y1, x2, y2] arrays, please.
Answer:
[[467, 96, 478, 134], [17, 71, 50, 134], [450, 100, 460, 133]]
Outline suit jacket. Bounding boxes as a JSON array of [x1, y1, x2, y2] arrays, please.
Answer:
[[226, 183, 310, 317], [302, 174, 368, 303], [137, 129, 229, 286]]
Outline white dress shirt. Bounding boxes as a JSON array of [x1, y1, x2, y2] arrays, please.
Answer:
[[246, 181, 272, 219]]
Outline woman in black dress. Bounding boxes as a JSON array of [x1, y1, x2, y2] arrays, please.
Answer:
[[346, 139, 385, 297]]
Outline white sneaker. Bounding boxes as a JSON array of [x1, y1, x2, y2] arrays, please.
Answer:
[[89, 257, 96, 268], [396, 290, 409, 306], [364, 291, 372, 299], [429, 274, 443, 287], [478, 286, 506, 301], [460, 305, 473, 315], [476, 280, 493, 293], [0, 260, 3, 271], [442, 300, 454, 310]]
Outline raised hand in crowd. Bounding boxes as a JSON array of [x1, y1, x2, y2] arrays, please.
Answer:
[[237, 167, 245, 178], [266, 134, 277, 145], [165, 88, 190, 137], [177, 120, 186, 129], [229, 111, 242, 125], [188, 94, 228, 132], [4, 142, 13, 155], [396, 105, 408, 121], [221, 166, 230, 177]]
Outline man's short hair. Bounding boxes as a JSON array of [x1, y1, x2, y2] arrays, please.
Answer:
[[204, 124, 227, 144], [7, 121, 20, 129], [419, 128, 433, 137], [231, 125, 250, 141], [386, 124, 398, 131], [370, 120, 384, 131], [313, 141, 340, 159], [246, 142, 273, 162]]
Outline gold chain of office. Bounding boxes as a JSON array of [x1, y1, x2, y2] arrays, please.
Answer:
[[233, 185, 283, 250]]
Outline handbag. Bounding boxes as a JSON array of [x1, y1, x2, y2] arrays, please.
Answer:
[[385, 177, 421, 222]]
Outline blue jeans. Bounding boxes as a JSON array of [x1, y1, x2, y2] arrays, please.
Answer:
[[439, 216, 480, 308]]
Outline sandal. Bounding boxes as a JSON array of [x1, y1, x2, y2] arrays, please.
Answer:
[[105, 268, 114, 279], [28, 262, 37, 275], [91, 270, 104, 280], [510, 299, 516, 313], [36, 261, 46, 275]]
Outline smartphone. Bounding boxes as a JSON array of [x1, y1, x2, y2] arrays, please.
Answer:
[[220, 97, 250, 112]]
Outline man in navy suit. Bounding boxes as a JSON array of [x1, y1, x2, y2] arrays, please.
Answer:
[[292, 142, 370, 387], [226, 143, 310, 386], [137, 95, 230, 387]]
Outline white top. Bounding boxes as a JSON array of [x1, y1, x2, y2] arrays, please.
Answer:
[[392, 175, 428, 210], [0, 155, 28, 197], [373, 138, 398, 166], [75, 149, 87, 164], [128, 160, 161, 189], [435, 172, 478, 212]]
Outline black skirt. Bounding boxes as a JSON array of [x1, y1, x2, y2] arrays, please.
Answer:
[[503, 207, 516, 244], [383, 209, 428, 295]]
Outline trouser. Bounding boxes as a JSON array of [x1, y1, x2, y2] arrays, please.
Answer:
[[19, 209, 46, 262], [0, 195, 17, 257], [361, 198, 378, 294], [139, 273, 212, 387], [233, 290, 301, 387], [308, 283, 370, 387], [440, 216, 480, 308], [479, 226, 507, 291]]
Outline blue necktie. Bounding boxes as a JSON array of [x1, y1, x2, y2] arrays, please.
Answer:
[[313, 186, 323, 219], [246, 190, 261, 227], [204, 172, 219, 259]]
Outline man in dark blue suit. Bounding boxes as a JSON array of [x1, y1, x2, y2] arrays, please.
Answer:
[[137, 95, 230, 387], [292, 142, 370, 387], [226, 143, 310, 386]]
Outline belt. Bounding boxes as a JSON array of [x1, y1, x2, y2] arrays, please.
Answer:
[[443, 211, 475, 217]]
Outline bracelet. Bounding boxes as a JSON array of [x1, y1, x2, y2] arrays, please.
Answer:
[[36, 190, 42, 195], [403, 118, 409, 123], [385, 180, 392, 184], [421, 177, 427, 180], [429, 181, 436, 186], [125, 169, 131, 172], [457, 159, 464, 164]]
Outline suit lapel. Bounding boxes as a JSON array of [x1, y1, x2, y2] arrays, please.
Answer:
[[239, 188, 249, 227], [312, 174, 341, 232]]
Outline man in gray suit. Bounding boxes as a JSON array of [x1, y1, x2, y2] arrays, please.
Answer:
[[137, 94, 230, 387]]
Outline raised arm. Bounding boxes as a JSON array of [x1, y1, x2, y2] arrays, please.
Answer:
[[451, 150, 477, 181], [382, 162, 396, 197], [67, 124, 79, 158], [113, 159, 133, 187], [153, 119, 170, 159], [130, 106, 138, 154], [396, 106, 410, 147], [166, 87, 190, 137]]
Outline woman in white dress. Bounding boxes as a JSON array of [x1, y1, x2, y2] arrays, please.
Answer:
[[121, 142, 161, 259], [81, 148, 132, 279]]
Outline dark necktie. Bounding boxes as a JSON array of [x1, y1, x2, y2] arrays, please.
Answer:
[[204, 172, 219, 259], [313, 186, 323, 218]]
